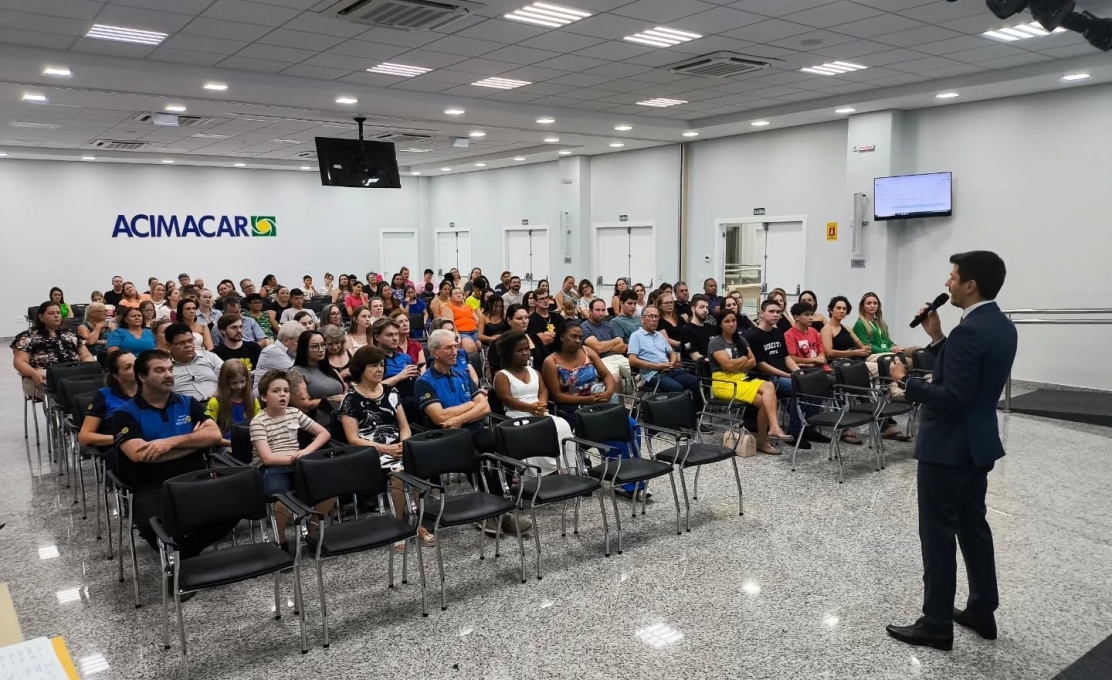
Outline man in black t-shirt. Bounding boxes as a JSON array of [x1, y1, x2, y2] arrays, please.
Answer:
[[213, 314, 262, 371], [750, 300, 804, 438], [679, 294, 717, 362], [527, 291, 564, 353], [104, 276, 125, 307]]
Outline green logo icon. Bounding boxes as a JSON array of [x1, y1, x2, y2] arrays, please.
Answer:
[[251, 216, 276, 237]]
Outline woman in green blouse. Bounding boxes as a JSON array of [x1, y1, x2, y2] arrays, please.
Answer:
[[854, 292, 902, 356], [49, 287, 72, 319]]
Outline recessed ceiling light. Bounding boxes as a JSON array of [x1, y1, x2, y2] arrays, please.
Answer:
[[536, 117, 556, 124], [636, 98, 687, 108], [86, 23, 167, 45], [558, 150, 572, 155], [0, 152, 8, 157], [271, 138, 304, 144], [514, 156, 526, 161], [544, 137, 560, 143], [22, 93, 47, 102], [936, 92, 960, 99], [234, 163, 246, 167], [445, 108, 465, 115], [410, 171, 422, 175], [335, 96, 358, 105], [191, 133, 230, 139], [203, 82, 227, 91], [81, 156, 95, 161], [474, 162, 486, 167], [609, 142, 625, 147], [400, 147, 432, 153], [441, 167, 452, 171], [164, 104, 186, 112], [614, 124, 632, 131], [472, 77, 532, 89], [300, 166, 313, 170], [835, 107, 856, 114], [624, 26, 702, 48], [368, 63, 432, 78], [751, 120, 771, 127], [984, 21, 1066, 42], [1062, 73, 1091, 81], [161, 159, 174, 163], [43, 67, 71, 77], [10, 121, 58, 129], [682, 131, 699, 137], [800, 61, 867, 76], [505, 2, 591, 28], [469, 131, 486, 138]]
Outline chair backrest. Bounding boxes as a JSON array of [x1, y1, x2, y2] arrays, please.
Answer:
[[575, 403, 631, 444], [295, 446, 383, 506], [495, 416, 559, 461], [161, 466, 265, 538], [409, 313, 425, 337], [26, 306, 37, 322], [467, 351, 482, 379], [46, 361, 102, 394], [912, 348, 935, 372], [875, 354, 899, 379], [641, 392, 696, 431], [57, 375, 105, 414], [792, 369, 833, 399], [230, 422, 253, 465], [832, 360, 871, 390], [71, 392, 97, 431], [71, 304, 88, 319], [403, 428, 478, 480]]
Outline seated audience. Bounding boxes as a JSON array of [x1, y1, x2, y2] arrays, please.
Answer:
[[502, 276, 524, 307], [104, 276, 125, 307], [214, 314, 262, 370], [280, 288, 318, 325], [854, 292, 903, 356], [251, 370, 333, 549], [321, 273, 335, 298], [138, 300, 157, 328], [107, 306, 156, 357], [748, 300, 805, 441], [580, 299, 632, 385], [610, 278, 629, 316], [177, 298, 214, 351], [390, 274, 407, 300], [244, 294, 275, 342], [768, 288, 793, 333], [555, 275, 580, 312], [708, 309, 791, 454], [178, 272, 191, 288], [721, 295, 755, 333], [78, 350, 138, 450], [821, 296, 872, 363], [163, 289, 182, 320], [479, 296, 508, 346], [117, 282, 142, 309], [376, 283, 400, 314], [422, 319, 480, 384], [254, 321, 302, 393], [400, 285, 427, 333], [288, 329, 347, 422], [429, 280, 452, 319], [196, 289, 222, 345], [679, 294, 717, 362], [331, 274, 351, 304], [463, 267, 483, 294], [632, 283, 647, 316], [302, 275, 320, 297], [222, 296, 268, 346], [49, 287, 72, 319], [151, 318, 172, 353], [656, 291, 685, 351], [799, 290, 828, 329], [373, 318, 420, 421], [239, 278, 257, 297], [575, 279, 598, 319], [421, 269, 435, 295], [294, 310, 315, 331], [11, 301, 94, 399], [784, 303, 830, 372], [465, 277, 487, 311], [628, 306, 702, 406], [91, 290, 105, 304], [319, 303, 345, 330], [442, 287, 481, 353], [268, 286, 292, 328], [489, 305, 544, 373], [112, 349, 231, 565], [703, 278, 724, 316], [79, 302, 110, 358], [322, 324, 351, 382], [367, 296, 387, 325], [609, 290, 642, 342], [213, 279, 235, 310], [673, 281, 692, 320], [527, 290, 564, 354], [260, 274, 279, 298], [205, 360, 259, 448], [345, 282, 370, 317], [346, 305, 373, 351], [148, 283, 169, 318], [165, 323, 223, 401], [493, 271, 511, 295]]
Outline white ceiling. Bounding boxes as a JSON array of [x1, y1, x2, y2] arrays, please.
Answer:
[[2, 0, 1112, 174]]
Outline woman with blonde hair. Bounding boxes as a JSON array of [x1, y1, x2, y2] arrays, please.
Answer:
[[78, 302, 110, 357], [206, 360, 260, 448]]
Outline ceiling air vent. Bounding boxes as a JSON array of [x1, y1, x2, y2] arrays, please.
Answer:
[[667, 52, 773, 78], [131, 112, 217, 128], [372, 132, 434, 144], [90, 139, 153, 150], [293, 151, 318, 159], [319, 0, 480, 31]]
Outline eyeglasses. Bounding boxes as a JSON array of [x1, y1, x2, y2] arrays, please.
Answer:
[[308, 343, 326, 350]]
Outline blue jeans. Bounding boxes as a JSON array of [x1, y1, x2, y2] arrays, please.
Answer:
[[646, 369, 703, 409], [768, 376, 805, 436]]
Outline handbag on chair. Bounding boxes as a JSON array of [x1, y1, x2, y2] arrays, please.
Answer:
[[722, 427, 757, 458]]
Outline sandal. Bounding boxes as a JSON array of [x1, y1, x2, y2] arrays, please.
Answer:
[[757, 443, 780, 455], [882, 430, 913, 442], [841, 431, 863, 446]]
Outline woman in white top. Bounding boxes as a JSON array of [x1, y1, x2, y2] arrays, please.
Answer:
[[346, 305, 373, 352], [493, 329, 573, 476], [176, 298, 214, 351]]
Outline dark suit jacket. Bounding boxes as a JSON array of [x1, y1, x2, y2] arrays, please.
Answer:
[[906, 302, 1017, 469]]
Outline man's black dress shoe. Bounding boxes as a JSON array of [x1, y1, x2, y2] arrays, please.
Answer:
[[954, 608, 997, 640], [886, 617, 953, 650]]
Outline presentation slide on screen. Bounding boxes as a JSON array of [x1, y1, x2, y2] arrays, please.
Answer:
[[874, 172, 951, 218]]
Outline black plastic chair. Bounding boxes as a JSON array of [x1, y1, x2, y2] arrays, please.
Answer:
[[287, 446, 428, 647], [832, 360, 914, 470], [789, 369, 875, 483], [229, 422, 253, 465], [58, 374, 106, 510], [641, 392, 743, 531], [69, 392, 113, 554], [45, 362, 103, 465], [402, 429, 528, 609], [911, 347, 935, 375], [151, 466, 304, 679], [572, 403, 681, 553], [495, 417, 606, 578]]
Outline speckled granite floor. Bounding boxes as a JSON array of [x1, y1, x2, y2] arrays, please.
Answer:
[[2, 347, 1110, 680]]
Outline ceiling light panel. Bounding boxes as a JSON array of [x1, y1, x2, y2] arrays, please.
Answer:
[[505, 2, 590, 28], [636, 98, 687, 108], [473, 77, 532, 89], [204, 83, 227, 91], [624, 27, 702, 48], [615, 125, 632, 131], [1062, 73, 1090, 81], [22, 93, 47, 102], [335, 96, 358, 104], [445, 108, 465, 115], [43, 67, 71, 77], [984, 22, 1066, 42], [800, 61, 867, 76], [369, 63, 432, 77], [936, 92, 960, 99], [86, 24, 167, 45]]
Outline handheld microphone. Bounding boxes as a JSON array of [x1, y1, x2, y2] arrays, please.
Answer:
[[910, 293, 949, 329]]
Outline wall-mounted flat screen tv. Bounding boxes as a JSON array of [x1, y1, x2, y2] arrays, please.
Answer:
[[874, 171, 952, 220]]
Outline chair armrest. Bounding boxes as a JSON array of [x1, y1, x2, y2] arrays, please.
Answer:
[[273, 493, 314, 521], [391, 471, 442, 494], [698, 410, 747, 426], [487, 412, 511, 424], [209, 451, 241, 468], [563, 436, 617, 454], [409, 422, 430, 434], [480, 452, 535, 472], [639, 422, 691, 443], [149, 517, 178, 549], [835, 384, 886, 399], [105, 468, 132, 492]]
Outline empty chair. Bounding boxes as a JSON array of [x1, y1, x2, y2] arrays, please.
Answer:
[[573, 403, 681, 553], [641, 392, 743, 532], [45, 361, 103, 461], [58, 374, 109, 512], [229, 422, 253, 465], [69, 392, 113, 551], [402, 429, 528, 609], [151, 465, 305, 680], [495, 416, 607, 578], [789, 369, 876, 483], [832, 360, 914, 470]]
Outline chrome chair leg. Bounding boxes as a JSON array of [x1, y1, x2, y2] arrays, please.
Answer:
[[730, 458, 744, 516], [414, 536, 428, 617], [529, 507, 541, 580], [129, 515, 142, 608], [273, 572, 282, 620], [609, 486, 624, 554], [573, 497, 581, 535], [513, 510, 526, 584], [293, 545, 307, 654], [598, 491, 611, 557], [435, 541, 447, 611], [677, 469, 692, 532], [692, 466, 701, 500], [316, 558, 329, 649], [160, 556, 170, 650], [667, 472, 682, 535], [388, 543, 395, 587], [560, 501, 567, 538], [175, 587, 189, 680], [116, 491, 125, 582], [478, 517, 486, 561], [401, 539, 409, 585]]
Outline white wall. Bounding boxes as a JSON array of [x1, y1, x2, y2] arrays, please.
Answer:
[[0, 161, 422, 337], [893, 84, 1112, 389]]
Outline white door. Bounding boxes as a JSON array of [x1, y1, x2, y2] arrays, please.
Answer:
[[529, 229, 549, 286], [457, 232, 472, 275], [381, 231, 418, 279], [763, 221, 805, 297], [435, 231, 470, 279], [627, 226, 655, 288], [595, 226, 631, 289], [505, 229, 531, 283]]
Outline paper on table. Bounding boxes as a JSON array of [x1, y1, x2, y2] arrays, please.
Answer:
[[0, 637, 71, 680]]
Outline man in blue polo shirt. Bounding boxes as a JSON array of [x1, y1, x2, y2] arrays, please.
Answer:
[[112, 349, 231, 562], [629, 305, 702, 408], [376, 317, 421, 422]]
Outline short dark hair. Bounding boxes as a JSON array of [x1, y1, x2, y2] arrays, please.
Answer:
[[222, 295, 242, 310], [828, 295, 852, 315], [690, 294, 709, 307], [589, 298, 607, 311], [348, 345, 386, 384], [423, 268, 434, 276], [703, 277, 716, 287], [33, 301, 59, 332], [619, 290, 638, 304], [219, 278, 235, 289], [244, 293, 264, 305], [135, 349, 171, 383], [164, 323, 193, 346], [950, 250, 1006, 300], [760, 299, 781, 312], [257, 370, 289, 401], [790, 302, 814, 318], [217, 313, 242, 331], [290, 288, 304, 297]]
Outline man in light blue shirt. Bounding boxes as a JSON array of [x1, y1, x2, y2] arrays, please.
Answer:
[[628, 305, 701, 406]]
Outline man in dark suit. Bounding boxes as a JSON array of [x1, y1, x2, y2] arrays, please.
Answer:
[[886, 250, 1017, 651]]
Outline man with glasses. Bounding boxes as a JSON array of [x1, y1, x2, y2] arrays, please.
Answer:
[[254, 321, 303, 393], [213, 314, 262, 370], [527, 290, 564, 353], [629, 305, 702, 408], [165, 323, 223, 401], [104, 276, 125, 307]]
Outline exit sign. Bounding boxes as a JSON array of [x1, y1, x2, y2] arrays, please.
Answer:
[[522, 219, 529, 225], [619, 215, 628, 222], [753, 208, 766, 216]]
